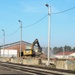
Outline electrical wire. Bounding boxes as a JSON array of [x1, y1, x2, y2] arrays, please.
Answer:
[[23, 14, 47, 28], [23, 6, 75, 28], [1, 15, 47, 37], [6, 27, 20, 36], [52, 6, 75, 14], [1, 6, 75, 37]]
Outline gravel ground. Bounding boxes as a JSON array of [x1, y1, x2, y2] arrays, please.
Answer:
[[0, 66, 31, 74]]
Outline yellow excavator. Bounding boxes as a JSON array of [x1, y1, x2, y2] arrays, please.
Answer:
[[21, 39, 42, 56]]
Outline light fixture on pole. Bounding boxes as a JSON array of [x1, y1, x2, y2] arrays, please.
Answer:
[[18, 20, 22, 58], [45, 4, 51, 66], [2, 29, 5, 57]]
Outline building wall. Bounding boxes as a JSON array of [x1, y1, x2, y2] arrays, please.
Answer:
[[0, 49, 17, 57], [69, 53, 75, 58], [1, 43, 27, 57], [54, 55, 69, 59]]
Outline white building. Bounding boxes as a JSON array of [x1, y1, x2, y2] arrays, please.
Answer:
[[69, 52, 75, 58], [0, 49, 17, 57], [54, 52, 75, 59]]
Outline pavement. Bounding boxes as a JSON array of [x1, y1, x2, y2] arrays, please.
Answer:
[[0, 65, 30, 74]]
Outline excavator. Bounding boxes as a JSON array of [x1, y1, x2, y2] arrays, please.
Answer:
[[21, 39, 42, 57]]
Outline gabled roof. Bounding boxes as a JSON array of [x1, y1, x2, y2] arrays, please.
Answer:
[[0, 40, 31, 49], [56, 52, 74, 55]]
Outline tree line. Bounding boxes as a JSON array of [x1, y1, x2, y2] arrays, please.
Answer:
[[53, 45, 75, 54], [43, 45, 75, 55]]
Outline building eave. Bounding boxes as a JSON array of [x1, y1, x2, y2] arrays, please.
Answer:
[[0, 40, 32, 49]]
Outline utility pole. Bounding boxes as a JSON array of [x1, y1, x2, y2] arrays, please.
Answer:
[[18, 20, 22, 58], [2, 29, 5, 57], [45, 4, 51, 66], [63, 47, 64, 58]]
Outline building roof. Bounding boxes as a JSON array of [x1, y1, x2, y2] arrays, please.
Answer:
[[56, 52, 74, 55], [0, 41, 31, 49], [69, 52, 75, 56]]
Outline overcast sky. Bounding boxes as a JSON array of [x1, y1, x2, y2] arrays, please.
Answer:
[[0, 0, 75, 48]]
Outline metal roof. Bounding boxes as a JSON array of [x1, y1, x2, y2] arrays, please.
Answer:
[[0, 41, 31, 49], [56, 52, 74, 55]]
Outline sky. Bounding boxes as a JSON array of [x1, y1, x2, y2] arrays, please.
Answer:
[[0, 0, 75, 48]]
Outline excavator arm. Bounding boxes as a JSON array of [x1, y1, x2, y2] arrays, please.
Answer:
[[31, 39, 42, 53]]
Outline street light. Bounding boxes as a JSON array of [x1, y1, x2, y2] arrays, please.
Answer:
[[18, 20, 22, 58], [2, 29, 5, 57], [45, 4, 51, 66]]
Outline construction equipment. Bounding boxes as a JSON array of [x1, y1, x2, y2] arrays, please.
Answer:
[[21, 39, 42, 56]]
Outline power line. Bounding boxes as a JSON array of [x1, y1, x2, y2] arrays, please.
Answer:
[[0, 15, 47, 37], [52, 6, 75, 14], [23, 14, 47, 28], [1, 6, 75, 37], [0, 28, 20, 38], [23, 6, 75, 28], [6, 27, 20, 36]]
